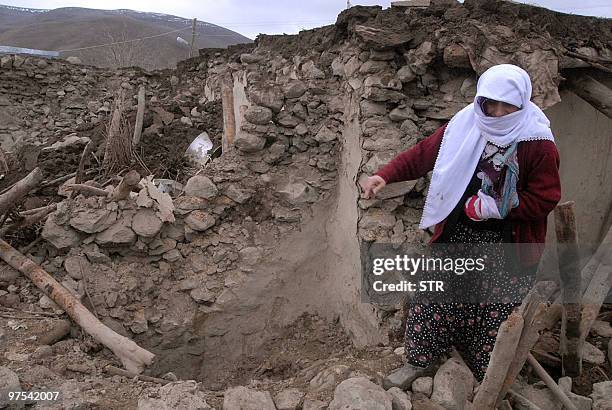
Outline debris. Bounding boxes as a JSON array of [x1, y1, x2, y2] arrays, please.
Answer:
[[223, 386, 276, 410], [329, 377, 392, 410]]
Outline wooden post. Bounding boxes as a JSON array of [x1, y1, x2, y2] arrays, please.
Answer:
[[0, 239, 155, 373], [190, 18, 197, 58], [554, 201, 582, 377], [0, 168, 42, 215], [221, 77, 236, 154], [132, 86, 146, 147]]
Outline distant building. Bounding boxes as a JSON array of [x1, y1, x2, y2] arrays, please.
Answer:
[[0, 45, 59, 58]]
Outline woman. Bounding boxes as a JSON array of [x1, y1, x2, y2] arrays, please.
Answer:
[[362, 64, 561, 385]]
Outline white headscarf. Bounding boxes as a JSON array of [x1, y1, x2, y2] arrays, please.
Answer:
[[419, 64, 555, 230]]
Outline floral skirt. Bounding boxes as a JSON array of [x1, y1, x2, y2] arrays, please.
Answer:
[[404, 218, 534, 381]]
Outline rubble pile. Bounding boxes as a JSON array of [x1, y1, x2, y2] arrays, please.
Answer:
[[0, 0, 611, 408]]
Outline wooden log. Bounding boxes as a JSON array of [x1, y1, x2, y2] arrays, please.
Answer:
[[566, 74, 612, 119], [0, 239, 155, 373], [65, 184, 109, 197], [495, 281, 557, 406], [473, 311, 524, 410], [109, 170, 140, 201], [554, 201, 582, 377], [20, 204, 57, 216], [0, 205, 57, 236], [0, 168, 43, 215], [132, 86, 146, 146], [526, 354, 578, 410]]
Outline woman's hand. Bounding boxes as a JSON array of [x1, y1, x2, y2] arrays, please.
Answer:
[[361, 175, 387, 199], [465, 190, 502, 221]]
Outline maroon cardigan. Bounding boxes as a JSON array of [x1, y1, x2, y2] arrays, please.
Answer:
[[374, 123, 562, 267]]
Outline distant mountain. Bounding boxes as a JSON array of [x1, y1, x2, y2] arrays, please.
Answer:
[[0, 5, 252, 70]]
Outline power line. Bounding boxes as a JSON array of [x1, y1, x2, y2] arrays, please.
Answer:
[[57, 26, 192, 52]]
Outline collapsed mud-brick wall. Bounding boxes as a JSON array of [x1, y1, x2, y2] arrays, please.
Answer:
[[0, 0, 611, 391]]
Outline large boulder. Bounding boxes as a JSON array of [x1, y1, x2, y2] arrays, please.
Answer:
[[244, 106, 273, 125], [132, 209, 163, 238], [249, 86, 284, 113], [430, 358, 474, 410], [0, 367, 21, 408], [328, 377, 392, 410], [184, 175, 218, 199], [235, 132, 266, 153], [223, 386, 276, 410]]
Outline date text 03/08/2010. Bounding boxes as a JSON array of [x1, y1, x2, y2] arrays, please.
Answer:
[[372, 280, 444, 292]]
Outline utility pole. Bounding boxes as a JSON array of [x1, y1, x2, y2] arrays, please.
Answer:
[[346, 0, 351, 9], [190, 18, 197, 58]]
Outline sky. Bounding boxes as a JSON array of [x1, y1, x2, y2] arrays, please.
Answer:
[[2, 0, 611, 39]]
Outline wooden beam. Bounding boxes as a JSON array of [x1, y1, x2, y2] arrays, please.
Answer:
[[566, 73, 612, 119], [0, 168, 42, 215], [132, 86, 146, 147]]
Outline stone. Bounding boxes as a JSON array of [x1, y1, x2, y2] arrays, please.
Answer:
[[235, 132, 266, 153], [284, 80, 308, 99], [360, 209, 396, 230], [244, 106, 273, 125], [303, 398, 328, 410], [411, 394, 445, 410], [583, 341, 606, 365], [0, 55, 12, 69], [185, 211, 216, 231], [42, 217, 81, 249], [331, 57, 345, 77], [363, 152, 396, 174], [163, 249, 182, 262], [401, 119, 419, 136], [310, 365, 351, 391], [314, 125, 338, 143], [239, 247, 263, 265], [302, 61, 325, 79], [66, 56, 82, 64], [130, 309, 148, 334], [0, 367, 21, 408], [190, 287, 216, 304], [443, 44, 471, 68], [148, 238, 177, 256], [390, 106, 418, 122], [180, 116, 193, 126], [591, 320, 612, 338], [329, 377, 392, 410], [225, 185, 251, 204], [223, 386, 276, 410], [132, 209, 164, 238], [278, 181, 318, 204], [405, 41, 435, 75], [431, 358, 474, 410], [362, 128, 402, 151], [364, 75, 403, 91], [69, 208, 117, 234], [184, 175, 218, 199], [609, 338, 612, 367], [249, 86, 284, 113], [138, 380, 211, 409], [274, 388, 305, 410], [95, 216, 136, 245], [460, 78, 477, 98], [412, 377, 433, 397], [386, 387, 412, 410], [170, 75, 179, 87], [361, 100, 388, 117], [558, 377, 592, 410], [359, 60, 389, 75], [384, 363, 429, 391], [240, 53, 263, 64], [516, 384, 562, 410], [370, 49, 396, 61], [364, 87, 406, 103], [591, 381, 612, 410], [175, 196, 209, 214], [64, 256, 89, 280]]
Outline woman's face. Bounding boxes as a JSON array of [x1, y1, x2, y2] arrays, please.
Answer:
[[483, 99, 520, 117]]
